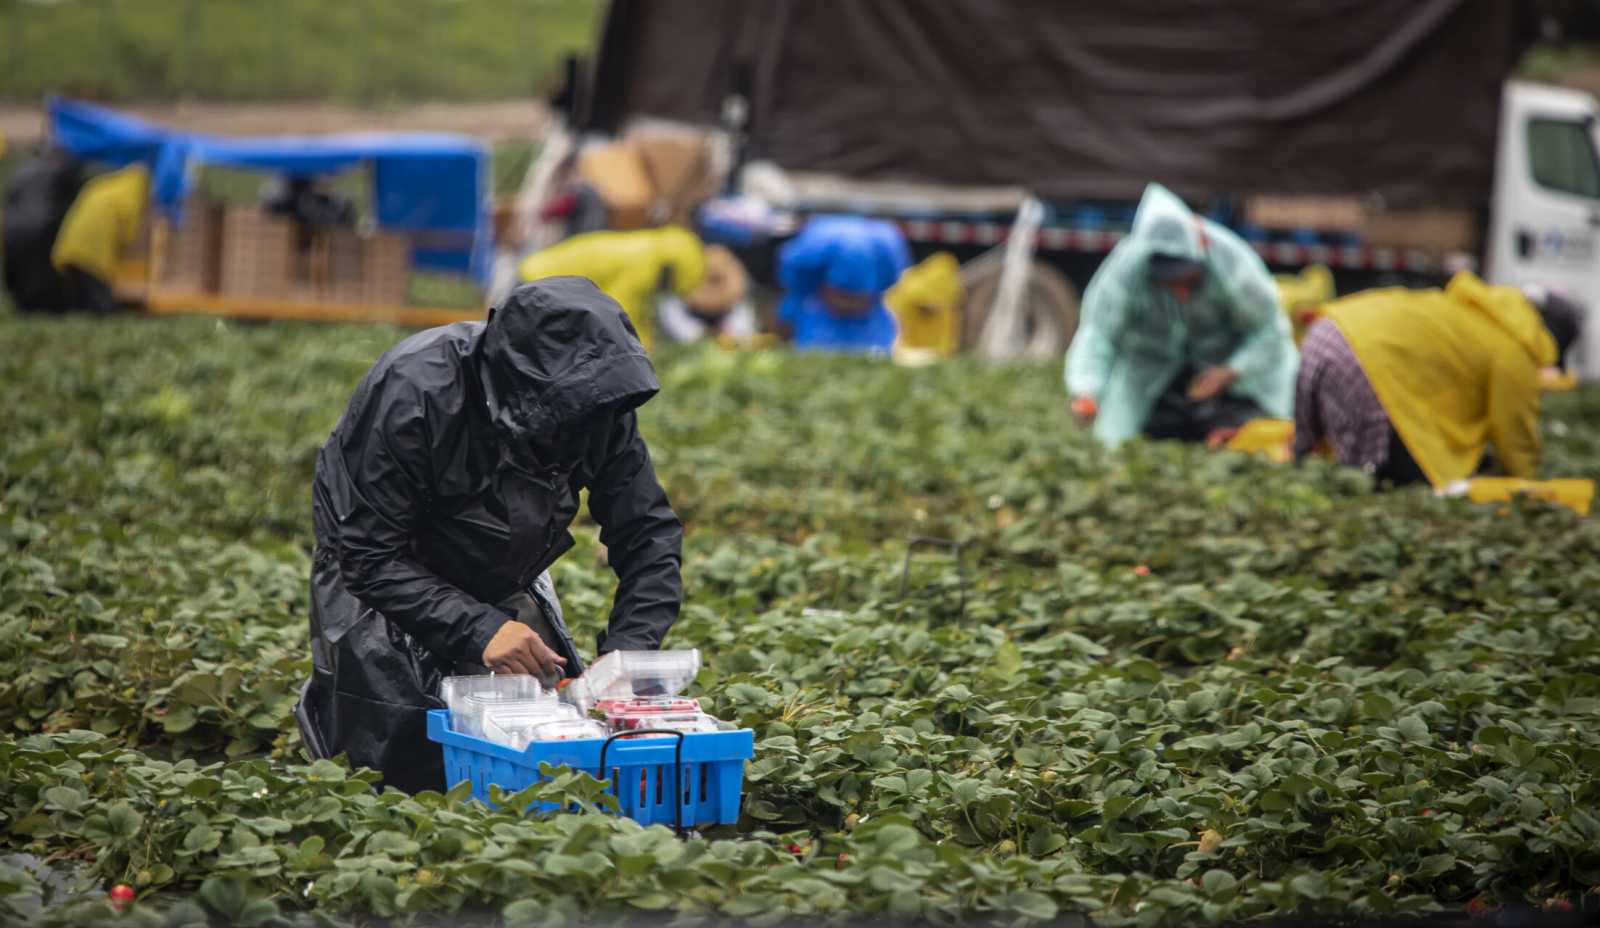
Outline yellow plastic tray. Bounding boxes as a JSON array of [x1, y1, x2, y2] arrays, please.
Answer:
[[1540, 369, 1577, 392], [1459, 478, 1593, 516], [1224, 418, 1294, 463]]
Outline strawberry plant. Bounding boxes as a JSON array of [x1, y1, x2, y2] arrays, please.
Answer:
[[2, 313, 1598, 924]]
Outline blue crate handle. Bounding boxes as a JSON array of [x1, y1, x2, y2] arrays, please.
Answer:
[[597, 729, 686, 835]]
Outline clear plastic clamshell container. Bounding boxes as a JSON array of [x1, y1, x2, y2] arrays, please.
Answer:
[[479, 701, 584, 750], [596, 696, 702, 717], [563, 649, 702, 711], [610, 711, 723, 735], [439, 674, 543, 737], [441, 673, 541, 706], [526, 718, 609, 742]]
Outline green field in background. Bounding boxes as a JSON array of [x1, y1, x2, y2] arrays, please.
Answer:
[[0, 0, 599, 103]]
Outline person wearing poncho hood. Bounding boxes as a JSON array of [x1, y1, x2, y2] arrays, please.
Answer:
[[50, 162, 149, 314], [517, 225, 708, 353], [1293, 272, 1581, 486], [1065, 183, 1298, 446], [294, 279, 684, 793], [776, 215, 911, 355], [2, 145, 84, 312]]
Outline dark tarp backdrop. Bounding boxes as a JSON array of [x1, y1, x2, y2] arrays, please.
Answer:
[[587, 0, 1524, 209]]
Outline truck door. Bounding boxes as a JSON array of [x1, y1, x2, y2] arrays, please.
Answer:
[[1487, 82, 1600, 379]]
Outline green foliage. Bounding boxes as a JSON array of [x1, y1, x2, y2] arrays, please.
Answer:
[[0, 0, 600, 103], [2, 315, 1599, 924]]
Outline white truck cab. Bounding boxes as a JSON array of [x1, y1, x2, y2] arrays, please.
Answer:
[[1487, 81, 1600, 378]]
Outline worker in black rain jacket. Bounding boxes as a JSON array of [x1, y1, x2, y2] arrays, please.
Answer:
[[294, 277, 684, 794], [2, 146, 84, 313]]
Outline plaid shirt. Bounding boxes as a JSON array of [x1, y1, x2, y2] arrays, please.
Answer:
[[1293, 320, 1392, 471]]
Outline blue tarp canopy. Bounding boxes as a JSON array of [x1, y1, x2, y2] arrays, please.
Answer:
[[47, 97, 491, 280]]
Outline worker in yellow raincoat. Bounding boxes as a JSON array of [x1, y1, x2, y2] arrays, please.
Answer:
[[886, 252, 964, 359], [1274, 264, 1334, 346], [1293, 271, 1581, 486], [518, 226, 708, 353], [51, 163, 149, 314]]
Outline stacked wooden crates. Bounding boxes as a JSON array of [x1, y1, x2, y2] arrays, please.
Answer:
[[219, 209, 298, 298], [1243, 195, 1478, 254], [150, 202, 412, 307], [324, 227, 411, 306], [149, 200, 225, 294]]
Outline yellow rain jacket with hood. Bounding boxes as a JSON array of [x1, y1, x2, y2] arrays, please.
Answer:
[[1064, 183, 1297, 446], [518, 226, 706, 353], [51, 163, 148, 282], [1324, 272, 1556, 485], [886, 251, 964, 358]]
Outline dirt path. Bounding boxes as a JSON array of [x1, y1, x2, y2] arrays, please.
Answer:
[[0, 99, 550, 146]]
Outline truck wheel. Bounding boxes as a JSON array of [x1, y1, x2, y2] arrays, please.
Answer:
[[959, 256, 1080, 359]]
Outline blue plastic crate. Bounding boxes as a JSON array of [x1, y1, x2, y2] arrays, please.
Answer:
[[425, 709, 754, 828]]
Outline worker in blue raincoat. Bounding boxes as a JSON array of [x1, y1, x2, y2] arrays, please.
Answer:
[[1065, 183, 1298, 446], [776, 215, 910, 354]]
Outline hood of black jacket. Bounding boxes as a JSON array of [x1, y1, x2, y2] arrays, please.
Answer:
[[477, 277, 660, 442]]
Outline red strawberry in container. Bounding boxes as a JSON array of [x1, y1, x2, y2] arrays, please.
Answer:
[[612, 711, 722, 737], [598, 696, 701, 716]]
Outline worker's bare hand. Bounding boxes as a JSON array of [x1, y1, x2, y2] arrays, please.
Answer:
[[1070, 395, 1099, 426], [482, 621, 567, 677], [1186, 366, 1238, 402]]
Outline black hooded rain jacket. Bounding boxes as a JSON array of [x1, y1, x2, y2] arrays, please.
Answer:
[[2, 153, 84, 312], [295, 277, 684, 793]]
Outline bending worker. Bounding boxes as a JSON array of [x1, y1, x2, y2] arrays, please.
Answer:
[[886, 251, 965, 359], [2, 145, 84, 313], [777, 215, 910, 355], [50, 162, 149, 314], [295, 279, 684, 793], [1065, 183, 1297, 446], [656, 243, 759, 345], [1293, 272, 1581, 486], [518, 225, 709, 353]]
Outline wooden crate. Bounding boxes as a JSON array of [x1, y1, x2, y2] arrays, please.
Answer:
[[1243, 196, 1479, 253], [1244, 195, 1368, 231], [152, 200, 224, 293], [220, 209, 297, 298], [323, 228, 367, 302], [1363, 209, 1479, 253], [577, 142, 653, 230], [321, 228, 411, 306], [362, 233, 411, 306]]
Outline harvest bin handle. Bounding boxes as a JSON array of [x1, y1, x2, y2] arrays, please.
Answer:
[[597, 729, 687, 835]]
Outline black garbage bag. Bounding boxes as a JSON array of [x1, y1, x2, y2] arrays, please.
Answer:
[[2, 151, 85, 313], [296, 277, 684, 794]]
